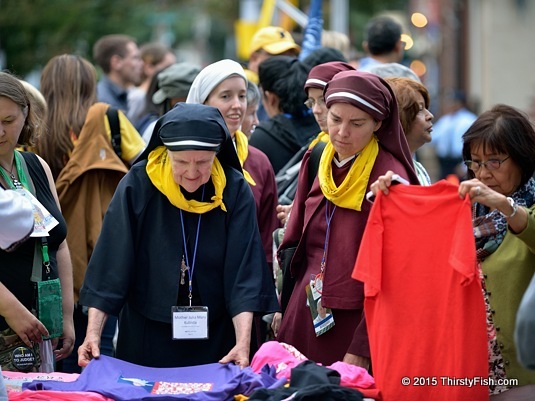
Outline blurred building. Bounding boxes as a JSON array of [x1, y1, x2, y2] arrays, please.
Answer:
[[406, 0, 535, 181], [409, 0, 535, 116], [468, 0, 535, 113]]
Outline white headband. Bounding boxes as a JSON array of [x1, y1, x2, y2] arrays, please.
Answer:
[[326, 91, 383, 115], [305, 78, 327, 87], [162, 140, 221, 149]]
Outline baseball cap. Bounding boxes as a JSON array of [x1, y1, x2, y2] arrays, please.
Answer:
[[249, 26, 301, 57], [152, 62, 201, 104]]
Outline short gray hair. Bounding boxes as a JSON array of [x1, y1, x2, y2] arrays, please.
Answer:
[[246, 80, 261, 107], [367, 62, 421, 83]]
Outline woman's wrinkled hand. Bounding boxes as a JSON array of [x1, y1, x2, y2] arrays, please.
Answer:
[[458, 178, 494, 203], [78, 332, 101, 368], [219, 343, 250, 368]]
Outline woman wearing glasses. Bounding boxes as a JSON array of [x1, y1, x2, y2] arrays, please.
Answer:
[[458, 104, 535, 397], [370, 104, 535, 397]]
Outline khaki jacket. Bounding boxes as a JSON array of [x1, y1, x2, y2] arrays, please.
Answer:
[[56, 103, 129, 302]]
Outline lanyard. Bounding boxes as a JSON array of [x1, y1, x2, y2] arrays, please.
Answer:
[[0, 151, 30, 190], [41, 237, 51, 280], [320, 200, 337, 275], [179, 185, 204, 306], [7, 152, 52, 281]]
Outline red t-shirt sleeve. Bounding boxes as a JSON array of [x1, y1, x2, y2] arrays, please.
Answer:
[[352, 192, 384, 297], [449, 195, 478, 285]]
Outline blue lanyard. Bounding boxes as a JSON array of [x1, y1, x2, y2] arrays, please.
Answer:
[[320, 200, 336, 274], [179, 185, 204, 306]]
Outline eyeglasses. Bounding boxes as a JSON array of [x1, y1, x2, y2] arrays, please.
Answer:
[[463, 156, 510, 172], [304, 97, 325, 109]]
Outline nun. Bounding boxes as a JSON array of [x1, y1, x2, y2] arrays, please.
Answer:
[[274, 71, 419, 367], [78, 103, 279, 368], [186, 59, 279, 278]]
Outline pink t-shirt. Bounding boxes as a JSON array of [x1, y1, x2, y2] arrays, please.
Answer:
[[250, 341, 376, 390]]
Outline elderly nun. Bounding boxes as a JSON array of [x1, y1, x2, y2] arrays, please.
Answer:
[[186, 59, 279, 287], [78, 103, 279, 368]]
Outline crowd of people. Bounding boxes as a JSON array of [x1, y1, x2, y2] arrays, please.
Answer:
[[0, 9, 534, 401]]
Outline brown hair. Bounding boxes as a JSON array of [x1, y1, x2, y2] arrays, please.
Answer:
[[39, 54, 97, 178], [462, 104, 535, 186], [0, 71, 41, 146], [93, 34, 136, 74], [19, 80, 47, 144], [139, 42, 174, 82], [385, 77, 430, 136]]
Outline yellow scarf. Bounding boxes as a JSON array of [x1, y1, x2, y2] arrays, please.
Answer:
[[308, 131, 330, 149], [234, 130, 256, 186], [318, 137, 379, 211], [146, 146, 227, 213]]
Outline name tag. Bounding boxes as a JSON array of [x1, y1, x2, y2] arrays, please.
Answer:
[[306, 277, 335, 337], [15, 188, 58, 236], [172, 306, 209, 340]]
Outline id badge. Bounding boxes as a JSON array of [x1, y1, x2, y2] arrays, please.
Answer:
[[309, 274, 322, 300], [305, 283, 335, 337], [172, 306, 209, 340], [15, 188, 59, 236]]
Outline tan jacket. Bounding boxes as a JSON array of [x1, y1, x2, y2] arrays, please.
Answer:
[[56, 103, 129, 302]]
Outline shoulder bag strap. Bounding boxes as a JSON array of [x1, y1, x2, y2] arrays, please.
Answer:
[[106, 106, 122, 158], [307, 140, 327, 189]]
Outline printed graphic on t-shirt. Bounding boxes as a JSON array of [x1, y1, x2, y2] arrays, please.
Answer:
[[119, 376, 214, 394], [152, 382, 214, 394]]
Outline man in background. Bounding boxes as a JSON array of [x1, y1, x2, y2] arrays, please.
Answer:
[[358, 16, 404, 72], [431, 90, 477, 179], [127, 42, 176, 126], [247, 26, 301, 123], [247, 26, 301, 78], [93, 34, 143, 114]]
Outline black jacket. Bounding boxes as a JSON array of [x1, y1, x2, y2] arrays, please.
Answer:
[[249, 113, 320, 174]]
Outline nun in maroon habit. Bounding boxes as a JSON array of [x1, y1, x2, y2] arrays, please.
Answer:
[[274, 71, 419, 367]]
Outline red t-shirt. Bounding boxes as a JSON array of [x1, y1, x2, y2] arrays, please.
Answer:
[[353, 180, 489, 401]]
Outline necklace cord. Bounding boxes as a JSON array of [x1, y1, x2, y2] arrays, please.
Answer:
[[0, 155, 15, 177]]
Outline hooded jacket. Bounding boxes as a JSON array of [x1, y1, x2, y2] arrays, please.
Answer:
[[56, 102, 129, 302]]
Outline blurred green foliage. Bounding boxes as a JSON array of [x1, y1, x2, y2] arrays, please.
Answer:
[[0, 0, 405, 76]]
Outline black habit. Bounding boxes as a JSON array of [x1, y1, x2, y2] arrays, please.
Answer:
[[79, 160, 279, 367]]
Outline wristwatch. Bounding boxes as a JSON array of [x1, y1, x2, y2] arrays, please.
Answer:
[[500, 197, 518, 218]]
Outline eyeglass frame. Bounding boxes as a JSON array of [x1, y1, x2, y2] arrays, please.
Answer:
[[463, 156, 510, 172], [304, 96, 326, 109]]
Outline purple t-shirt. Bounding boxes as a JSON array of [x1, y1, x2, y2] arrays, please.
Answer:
[[24, 355, 285, 401]]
